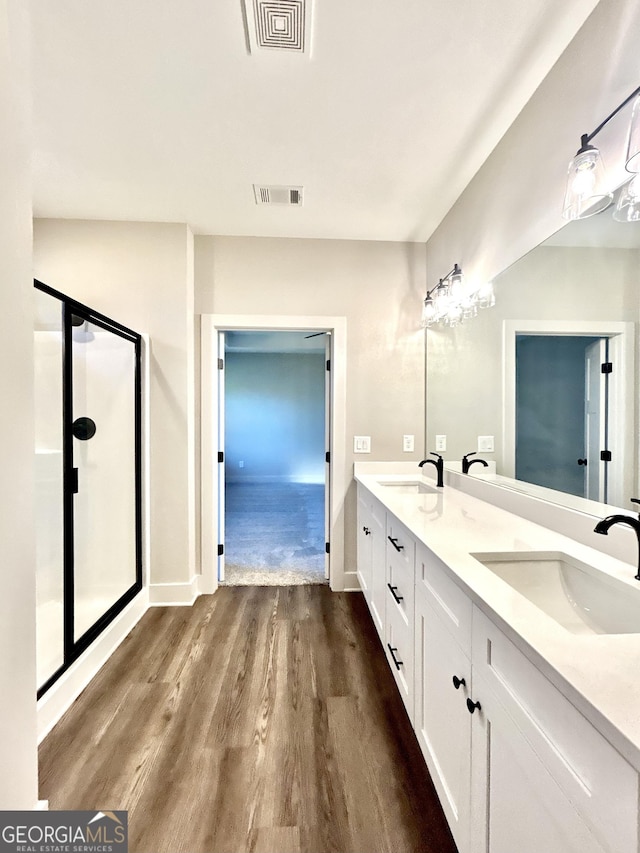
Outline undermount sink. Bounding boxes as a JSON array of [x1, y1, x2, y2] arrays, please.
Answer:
[[377, 480, 437, 495], [471, 550, 640, 635]]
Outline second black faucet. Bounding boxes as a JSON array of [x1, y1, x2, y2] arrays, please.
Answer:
[[419, 452, 444, 487]]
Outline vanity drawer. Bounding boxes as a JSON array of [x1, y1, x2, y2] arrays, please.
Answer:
[[387, 517, 415, 575], [416, 543, 472, 654], [384, 595, 414, 722], [386, 554, 414, 629], [472, 607, 638, 853]]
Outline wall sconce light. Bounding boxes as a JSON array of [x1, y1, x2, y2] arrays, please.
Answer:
[[562, 84, 640, 221], [421, 263, 495, 328]]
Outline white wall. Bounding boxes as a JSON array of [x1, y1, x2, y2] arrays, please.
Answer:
[[33, 220, 196, 587], [424, 0, 640, 288], [0, 0, 39, 809], [196, 235, 426, 576]]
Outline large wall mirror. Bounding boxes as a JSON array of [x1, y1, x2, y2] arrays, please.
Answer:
[[426, 194, 639, 515]]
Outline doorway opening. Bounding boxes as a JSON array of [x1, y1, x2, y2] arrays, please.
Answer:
[[515, 334, 608, 501], [221, 330, 329, 585]]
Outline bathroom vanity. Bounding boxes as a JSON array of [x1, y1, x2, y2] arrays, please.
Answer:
[[355, 463, 640, 853]]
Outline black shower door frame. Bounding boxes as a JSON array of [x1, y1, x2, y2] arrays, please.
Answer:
[[35, 279, 143, 698]]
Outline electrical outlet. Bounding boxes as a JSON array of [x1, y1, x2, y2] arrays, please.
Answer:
[[239, 460, 244, 468], [354, 435, 371, 453], [403, 434, 415, 452], [477, 435, 494, 452], [435, 434, 447, 452]]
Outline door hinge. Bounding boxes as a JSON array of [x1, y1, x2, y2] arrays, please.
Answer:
[[325, 451, 330, 463], [601, 362, 613, 374], [218, 451, 224, 463], [325, 542, 330, 554], [218, 544, 224, 556], [600, 450, 612, 462], [218, 358, 224, 370], [326, 359, 331, 371]]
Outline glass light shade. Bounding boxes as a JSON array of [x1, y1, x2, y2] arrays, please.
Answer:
[[625, 95, 640, 173], [477, 280, 495, 309], [613, 175, 640, 222], [421, 296, 435, 328], [562, 146, 613, 220], [433, 281, 449, 318]]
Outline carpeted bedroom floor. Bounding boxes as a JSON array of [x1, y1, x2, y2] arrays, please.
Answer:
[[223, 481, 327, 585]]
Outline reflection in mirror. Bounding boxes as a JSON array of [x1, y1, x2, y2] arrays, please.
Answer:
[[426, 186, 639, 515]]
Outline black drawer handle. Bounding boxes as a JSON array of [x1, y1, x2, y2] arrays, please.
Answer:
[[387, 644, 403, 670], [388, 536, 404, 552], [362, 526, 371, 535], [466, 698, 481, 714], [452, 675, 466, 690], [387, 583, 404, 603]]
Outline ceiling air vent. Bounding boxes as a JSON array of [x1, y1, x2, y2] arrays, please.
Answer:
[[244, 0, 311, 54], [253, 185, 303, 206]]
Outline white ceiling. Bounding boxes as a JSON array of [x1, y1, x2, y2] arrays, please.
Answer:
[[30, 0, 600, 243]]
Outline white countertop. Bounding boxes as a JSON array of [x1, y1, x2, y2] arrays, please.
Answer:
[[355, 463, 640, 771]]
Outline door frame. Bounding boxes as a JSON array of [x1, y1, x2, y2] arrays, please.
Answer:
[[200, 314, 347, 592], [503, 319, 634, 508]]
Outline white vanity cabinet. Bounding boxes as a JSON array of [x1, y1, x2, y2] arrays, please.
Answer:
[[355, 480, 640, 853]]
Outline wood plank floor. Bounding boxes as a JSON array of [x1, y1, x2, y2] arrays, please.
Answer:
[[39, 587, 459, 853]]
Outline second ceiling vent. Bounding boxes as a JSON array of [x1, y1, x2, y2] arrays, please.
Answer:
[[244, 0, 311, 54], [253, 185, 304, 206]]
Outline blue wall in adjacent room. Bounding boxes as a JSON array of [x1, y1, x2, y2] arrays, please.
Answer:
[[225, 351, 326, 483]]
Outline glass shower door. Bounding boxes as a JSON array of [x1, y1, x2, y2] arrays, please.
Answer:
[[70, 312, 140, 645]]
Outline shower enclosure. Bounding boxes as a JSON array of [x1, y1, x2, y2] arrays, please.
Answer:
[[34, 280, 142, 697]]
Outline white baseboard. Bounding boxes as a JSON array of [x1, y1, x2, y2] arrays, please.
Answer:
[[37, 589, 149, 744], [341, 570, 360, 592], [149, 576, 199, 606], [35, 801, 49, 810]]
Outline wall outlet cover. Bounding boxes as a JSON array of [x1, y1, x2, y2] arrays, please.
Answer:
[[354, 435, 371, 453], [477, 435, 495, 452], [435, 434, 447, 451], [403, 434, 415, 452]]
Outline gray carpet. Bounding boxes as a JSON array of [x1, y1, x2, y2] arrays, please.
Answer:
[[223, 481, 327, 586]]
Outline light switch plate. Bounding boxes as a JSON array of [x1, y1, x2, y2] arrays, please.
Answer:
[[354, 435, 371, 453], [435, 434, 447, 452], [403, 434, 415, 452], [477, 435, 494, 452]]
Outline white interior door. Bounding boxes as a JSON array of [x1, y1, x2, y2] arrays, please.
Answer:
[[584, 338, 607, 502], [324, 333, 331, 580], [218, 331, 226, 582]]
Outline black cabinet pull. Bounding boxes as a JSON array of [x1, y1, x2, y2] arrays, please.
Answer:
[[387, 583, 404, 603], [362, 526, 371, 535], [72, 467, 79, 494], [387, 644, 403, 670], [388, 536, 404, 552], [466, 698, 481, 714], [577, 458, 587, 466], [452, 675, 466, 690]]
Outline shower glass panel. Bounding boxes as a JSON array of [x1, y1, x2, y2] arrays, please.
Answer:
[[34, 288, 65, 688], [34, 280, 142, 698], [71, 317, 138, 642]]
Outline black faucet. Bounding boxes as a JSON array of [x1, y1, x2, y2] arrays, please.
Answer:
[[462, 452, 489, 475], [419, 452, 444, 487], [594, 499, 640, 580]]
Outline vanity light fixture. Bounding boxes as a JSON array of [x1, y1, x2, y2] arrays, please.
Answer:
[[421, 263, 495, 329], [562, 84, 640, 221]]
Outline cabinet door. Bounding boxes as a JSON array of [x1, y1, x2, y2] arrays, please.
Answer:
[[470, 674, 610, 853], [414, 585, 471, 853], [369, 499, 386, 639], [356, 496, 373, 601]]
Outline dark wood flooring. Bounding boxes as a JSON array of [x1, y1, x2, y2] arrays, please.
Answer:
[[39, 587, 458, 853]]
